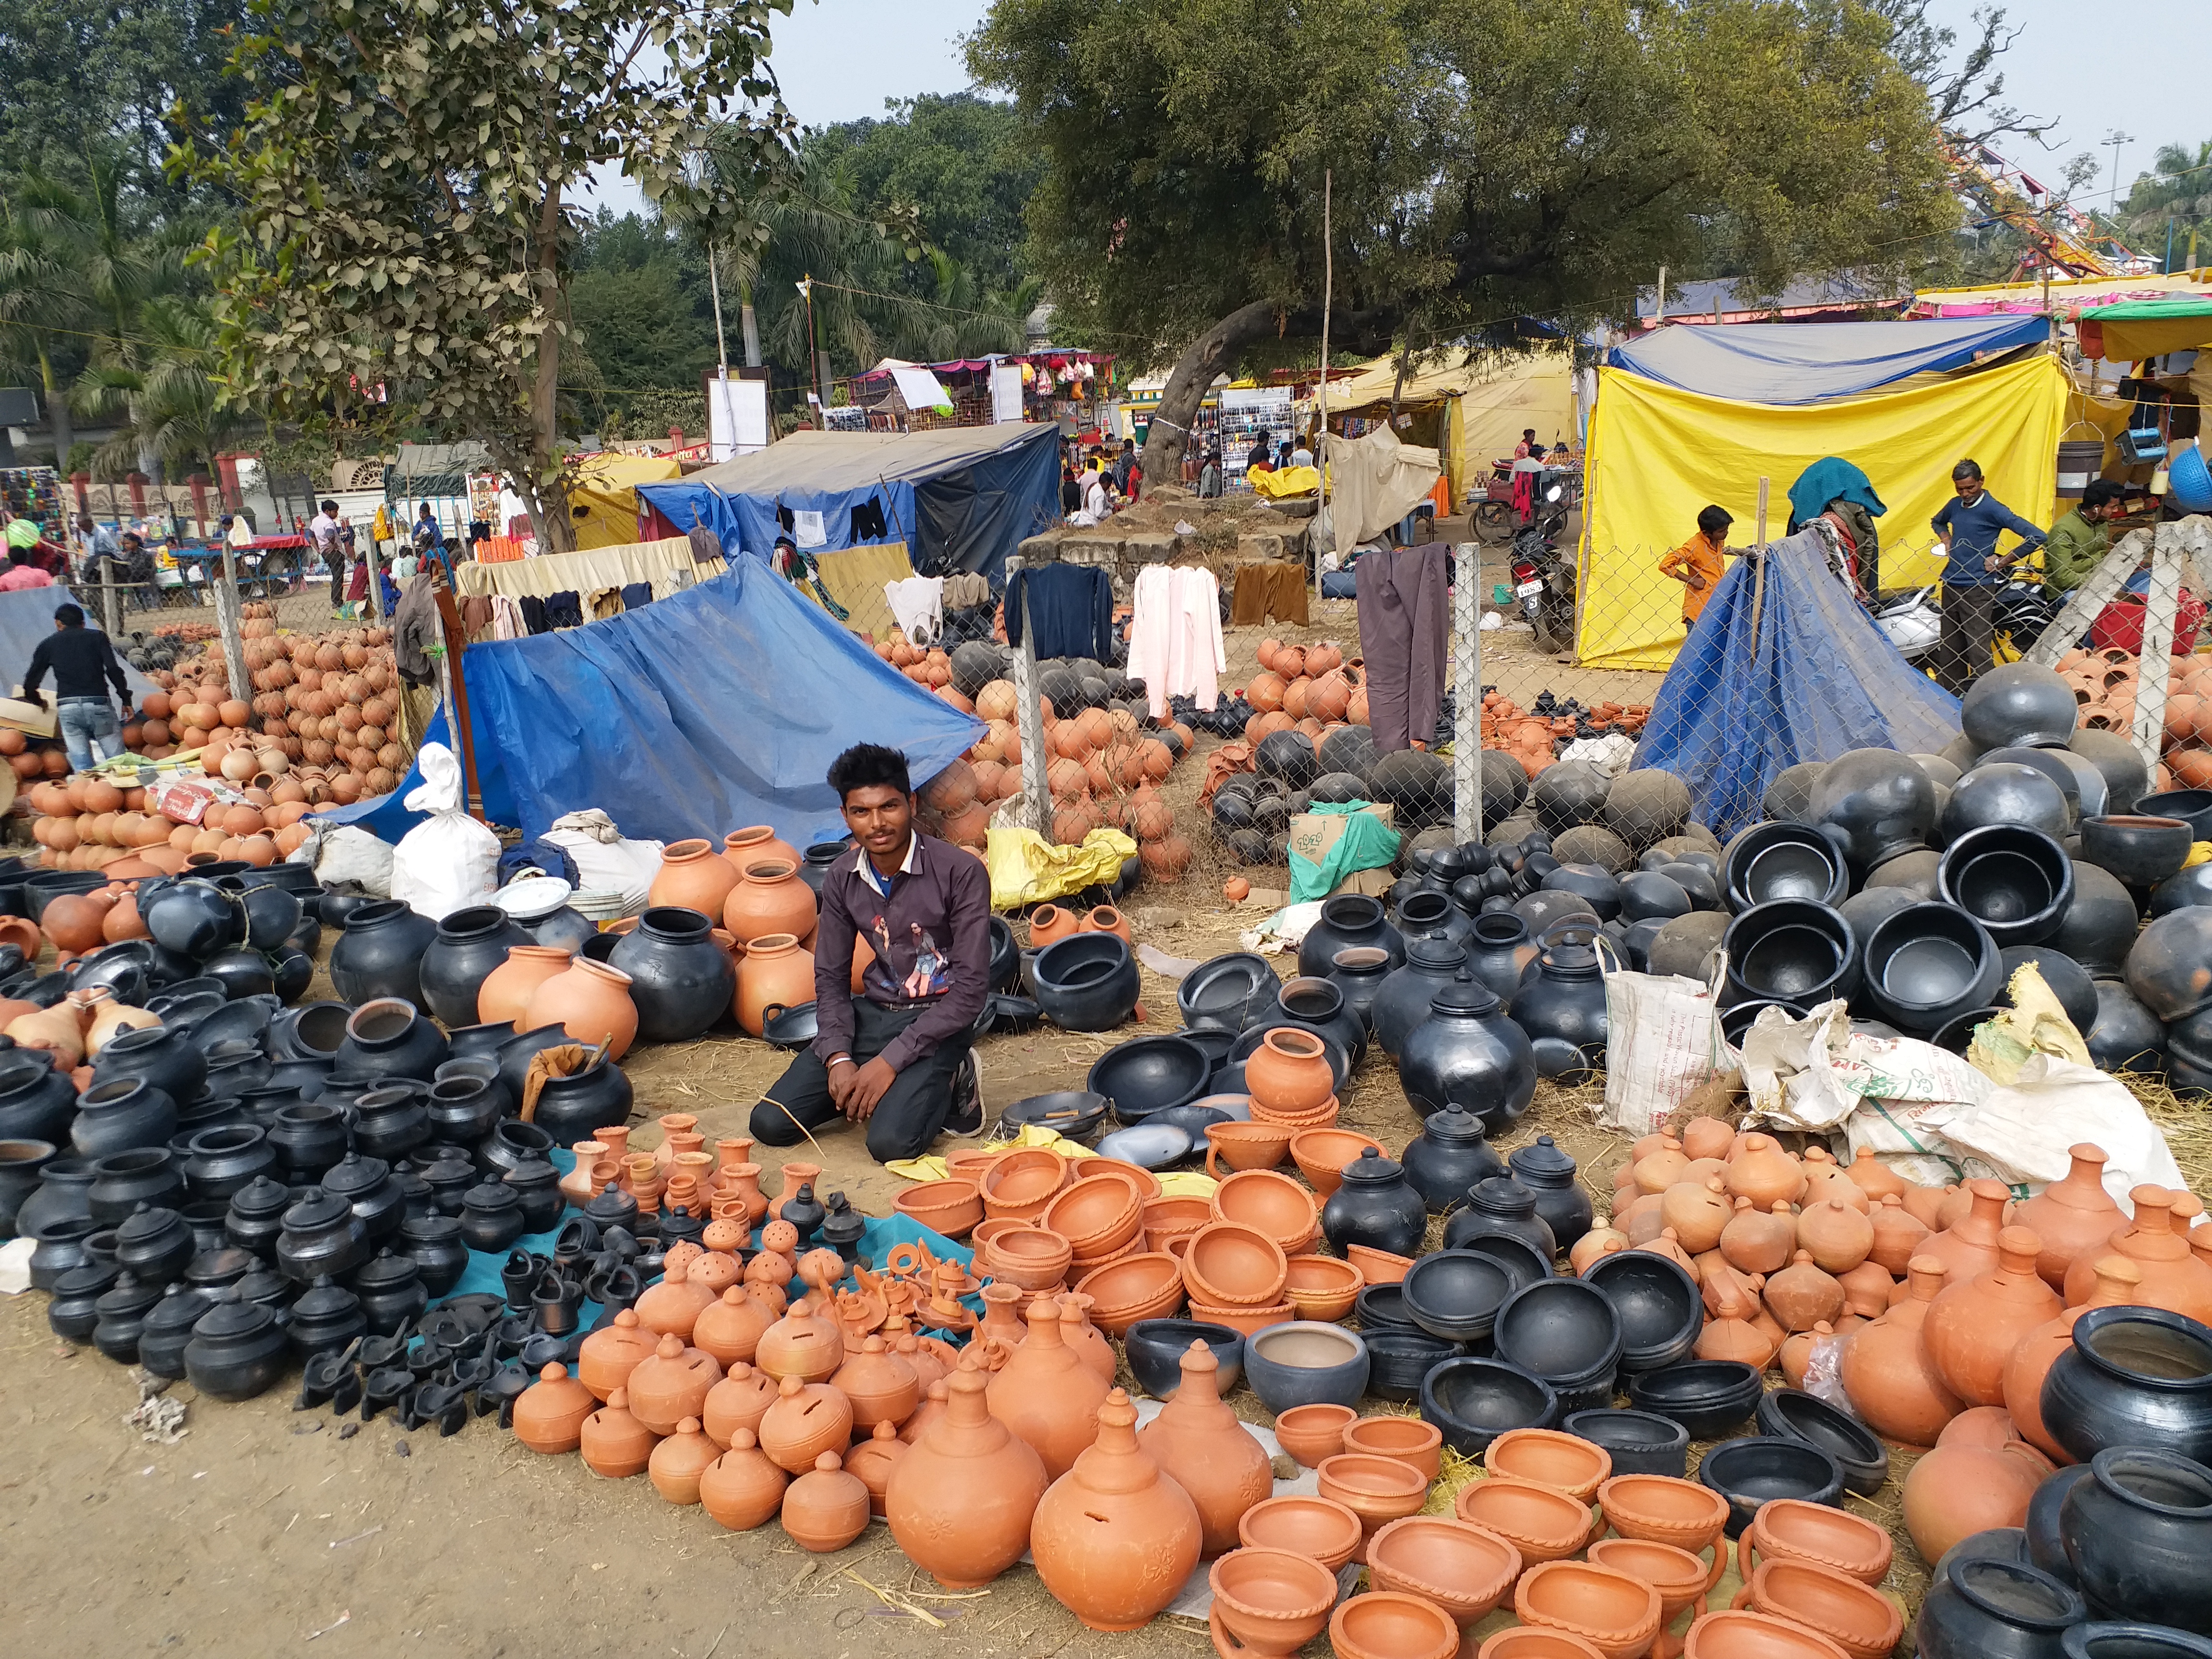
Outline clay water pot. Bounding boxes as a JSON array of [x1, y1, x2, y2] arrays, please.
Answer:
[[1243, 1027, 1334, 1117], [1925, 1225, 2064, 1407], [1515, 1561, 1664, 1659], [1030, 1388, 1203, 1630], [721, 826, 802, 881], [2005, 1258, 2144, 1462], [886, 1356, 1048, 1586], [1366, 1515, 1523, 1627], [781, 1451, 869, 1552], [650, 838, 741, 919], [1915, 1557, 2085, 1659], [1596, 1473, 1730, 1555], [2062, 1188, 2212, 1321], [1731, 1559, 1901, 1659], [520, 956, 637, 1060], [1867, 1194, 1933, 1274], [1682, 1610, 1852, 1659], [1738, 1497, 1892, 1584], [984, 1297, 1108, 1479], [1484, 1426, 1613, 1500], [2038, 1303, 2212, 1467], [2058, 1446, 2212, 1636], [1902, 1436, 2047, 1563], [1839, 1255, 1962, 1447], [1719, 1198, 1798, 1275], [1206, 1547, 1339, 1657], [512, 1361, 596, 1454], [625, 1332, 723, 1436], [722, 857, 817, 946], [1454, 1474, 1596, 1565], [2014, 1145, 2124, 1291], [1238, 1492, 1365, 1571], [700, 1362, 779, 1449], [699, 1427, 787, 1531]]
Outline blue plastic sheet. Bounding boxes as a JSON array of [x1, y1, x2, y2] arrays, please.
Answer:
[[0, 586, 160, 700], [1607, 315, 2052, 404], [1632, 530, 1960, 836], [322, 554, 982, 845]]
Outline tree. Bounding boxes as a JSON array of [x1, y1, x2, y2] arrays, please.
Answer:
[[180, 0, 795, 551], [2118, 141, 2212, 270], [75, 293, 250, 478], [566, 210, 718, 435], [0, 188, 87, 468], [971, 0, 1961, 487]]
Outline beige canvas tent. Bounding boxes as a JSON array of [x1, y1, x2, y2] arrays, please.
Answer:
[[1320, 346, 1576, 508]]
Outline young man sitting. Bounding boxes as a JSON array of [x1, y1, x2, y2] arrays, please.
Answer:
[[749, 743, 987, 1162]]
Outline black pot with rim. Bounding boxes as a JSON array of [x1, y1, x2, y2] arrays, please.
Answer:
[[418, 905, 533, 1028], [608, 906, 736, 1044], [328, 899, 437, 1006]]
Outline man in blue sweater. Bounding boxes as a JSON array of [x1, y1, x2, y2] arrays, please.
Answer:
[[1929, 458, 2045, 696]]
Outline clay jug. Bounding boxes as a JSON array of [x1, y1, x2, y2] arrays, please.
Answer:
[[579, 1386, 658, 1478], [1137, 1341, 1273, 1558], [699, 1426, 787, 1530], [975, 1281, 1027, 1355], [1661, 1177, 1732, 1254], [578, 1306, 660, 1400], [1679, 1116, 1736, 1163], [986, 1298, 1109, 1479], [832, 1335, 921, 1429], [887, 1356, 1050, 1587], [758, 1373, 855, 1473], [1244, 1029, 1334, 1116], [1725, 1135, 1804, 1208], [1922, 1224, 2063, 1407], [2005, 1255, 2144, 1461], [649, 838, 741, 918], [1920, 1178, 2010, 1284], [1837, 1256, 1963, 1448], [1057, 1291, 1119, 1383], [2007, 1143, 2122, 1290], [649, 1416, 720, 1504], [701, 1360, 779, 1449], [1900, 1435, 2046, 1563], [736, 933, 816, 1038], [625, 1332, 723, 1436], [1797, 1198, 1875, 1275], [512, 1361, 596, 1454], [2063, 1187, 2212, 1319], [781, 1451, 870, 1552], [721, 826, 801, 882], [1867, 1194, 1932, 1274], [1719, 1198, 1796, 1275], [634, 1254, 715, 1341], [692, 1285, 776, 1369], [723, 858, 818, 946], [1632, 1136, 1690, 1195], [478, 944, 577, 1032], [1844, 1146, 1911, 1203], [523, 957, 639, 1061], [1031, 1387, 1203, 1631]]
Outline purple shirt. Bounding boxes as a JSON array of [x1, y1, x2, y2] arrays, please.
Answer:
[[811, 830, 991, 1075]]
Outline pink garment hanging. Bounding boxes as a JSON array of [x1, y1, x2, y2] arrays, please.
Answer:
[[1128, 565, 1224, 717]]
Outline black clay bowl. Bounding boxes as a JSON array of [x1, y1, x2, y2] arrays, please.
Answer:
[[1723, 901, 1857, 1005], [1625, 1360, 1765, 1439], [1562, 1408, 1691, 1479], [1862, 903, 2004, 1033], [1939, 825, 2076, 945], [1355, 1283, 1417, 1334], [1243, 1322, 1369, 1412], [1583, 1249, 1704, 1372], [1124, 1318, 1244, 1399], [1086, 1034, 1214, 1123], [998, 1091, 1110, 1142], [760, 1000, 818, 1050], [1177, 951, 1280, 1033], [1150, 1102, 1239, 1142], [1492, 1276, 1623, 1384], [1419, 1356, 1559, 1455], [2139, 789, 2212, 843], [1755, 1387, 1889, 1497], [2064, 1627, 2212, 1659], [1401, 1249, 1515, 1344], [1722, 821, 1850, 911], [1364, 1330, 1462, 1402], [2081, 815, 2195, 888], [1697, 1436, 1845, 1538], [1445, 1229, 1554, 1295]]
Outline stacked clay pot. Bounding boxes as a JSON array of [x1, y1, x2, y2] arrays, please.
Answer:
[[2056, 643, 2212, 788]]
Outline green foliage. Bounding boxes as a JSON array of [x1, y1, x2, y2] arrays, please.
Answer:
[[565, 211, 717, 434], [2118, 141, 2212, 268]]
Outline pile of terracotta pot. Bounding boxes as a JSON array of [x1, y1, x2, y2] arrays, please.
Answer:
[[1247, 638, 1362, 728], [2063, 644, 2212, 791], [1480, 693, 1654, 781], [22, 770, 318, 871]]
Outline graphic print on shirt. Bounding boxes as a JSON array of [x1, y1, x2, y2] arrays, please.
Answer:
[[866, 914, 953, 1004]]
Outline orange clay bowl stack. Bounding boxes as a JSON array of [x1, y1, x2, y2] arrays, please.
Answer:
[[1365, 1514, 1523, 1626], [1040, 1174, 1143, 1258], [978, 1148, 1067, 1221], [1210, 1167, 1321, 1254], [1071, 1251, 1185, 1334], [1238, 1492, 1366, 1571], [1181, 1220, 1290, 1306], [1340, 1414, 1443, 1480], [976, 1225, 1073, 1291], [1282, 1252, 1363, 1321], [890, 1178, 982, 1239]]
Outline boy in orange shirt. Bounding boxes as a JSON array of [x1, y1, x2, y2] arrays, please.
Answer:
[[1659, 505, 1733, 628]]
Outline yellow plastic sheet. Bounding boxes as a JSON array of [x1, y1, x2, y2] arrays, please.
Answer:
[[985, 825, 1138, 910], [886, 1122, 1217, 1198], [1577, 356, 2069, 669], [1250, 464, 1320, 499], [565, 453, 683, 550]]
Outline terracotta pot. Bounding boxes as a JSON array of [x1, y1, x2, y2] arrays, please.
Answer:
[[1483, 1426, 1612, 1499], [1027, 904, 1080, 947], [984, 1297, 1109, 1480], [634, 1254, 716, 1342], [980, 1147, 1068, 1221], [624, 1332, 722, 1436], [735, 933, 816, 1039], [648, 1416, 719, 1504], [1244, 1028, 1334, 1117], [1923, 1224, 2063, 1407], [692, 1286, 776, 1370], [1079, 905, 1132, 944], [893, 1177, 984, 1241], [649, 838, 741, 918], [758, 1372, 855, 1473], [1765, 1251, 1846, 1333], [1328, 1591, 1459, 1659], [1865, 1194, 1932, 1274], [1272, 1401, 1356, 1468], [578, 1386, 658, 1479], [2004, 1254, 2143, 1461], [1453, 1475, 1595, 1565], [723, 858, 818, 947], [476, 944, 576, 1032], [1661, 1176, 1732, 1254], [699, 1425, 787, 1530], [1031, 1388, 1203, 1630], [1043, 1174, 1142, 1258], [1213, 1168, 1321, 1255], [523, 957, 639, 1061], [781, 1451, 870, 1551], [512, 1361, 596, 1454], [1367, 1515, 1522, 1626], [1681, 1610, 1851, 1659], [1515, 1561, 1664, 1659], [1595, 1474, 1730, 1556], [578, 1306, 659, 1401], [1837, 1255, 1962, 1448], [754, 1295, 844, 1382], [2062, 1186, 2212, 1320], [1796, 1198, 1875, 1275], [830, 1334, 920, 1430], [886, 1356, 1048, 1585], [1715, 1198, 1792, 1275], [722, 826, 801, 881], [700, 1361, 779, 1449], [1238, 1492, 1365, 1571], [1737, 1496, 1892, 1585], [1723, 1135, 1803, 1208], [1731, 1558, 1900, 1659], [1319, 1452, 1431, 1563], [1207, 1546, 1339, 1657], [1900, 1436, 2046, 1563], [1205, 1119, 1294, 1175], [1586, 1537, 1725, 1635], [2013, 1143, 2124, 1289], [1137, 1341, 1272, 1557], [1182, 1221, 1290, 1307], [1332, 1417, 1439, 1486]]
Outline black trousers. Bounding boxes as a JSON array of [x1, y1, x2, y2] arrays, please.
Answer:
[[749, 997, 970, 1164], [1935, 584, 1995, 697]]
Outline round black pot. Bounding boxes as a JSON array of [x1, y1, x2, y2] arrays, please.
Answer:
[[1963, 664, 2082, 751], [503, 1156, 563, 1233], [91, 1270, 166, 1362], [1721, 820, 1851, 912], [1365, 1330, 1462, 1402], [351, 1084, 433, 1163], [1240, 1321, 1370, 1412], [421, 1073, 502, 1145], [1401, 1248, 1515, 1343], [228, 880, 301, 954], [1491, 1275, 1622, 1408], [286, 1274, 368, 1358], [445, 1021, 518, 1066], [1085, 1034, 1211, 1122], [1297, 893, 1405, 980], [1400, 1106, 1504, 1214], [1030, 932, 1142, 1032], [607, 906, 733, 1044], [457, 1180, 528, 1252], [1356, 1282, 1417, 1334], [1918, 1557, 2086, 1659], [2130, 911, 2212, 1025], [1399, 889, 1477, 952], [199, 948, 276, 1001], [143, 878, 245, 959], [0, 1136, 55, 1237], [1941, 824, 2077, 946], [1443, 1176, 1556, 1262], [1755, 1386, 1889, 1496], [1368, 937, 1470, 1061], [275, 1186, 373, 1282], [1809, 748, 1940, 871], [1328, 946, 1395, 1034], [65, 941, 152, 1006], [71, 1076, 179, 1160], [322, 1151, 405, 1244], [182, 1124, 278, 1202], [1248, 975, 1368, 1069], [2065, 1630, 2212, 1659], [528, 1058, 633, 1144], [329, 900, 437, 1006], [1123, 1319, 1244, 1399], [2137, 789, 2212, 842], [1722, 900, 1859, 1010], [1399, 972, 1539, 1131], [1945, 762, 2075, 845], [270, 1001, 353, 1063], [335, 998, 452, 1082], [200, 1041, 274, 1102], [1319, 1147, 1428, 1258], [1463, 913, 1538, 1012], [353, 1249, 430, 1335], [1561, 1408, 1691, 1478], [266, 1104, 349, 1183], [1507, 1135, 1593, 1251], [182, 1300, 291, 1400], [27, 1214, 99, 1288], [1699, 1435, 1845, 1538], [1419, 1356, 1559, 1455], [86, 1147, 184, 1224], [2082, 815, 2196, 888], [400, 1211, 470, 1296], [0, 1058, 77, 1144], [1625, 1359, 1765, 1440], [136, 1286, 215, 1379], [2001, 946, 2103, 1035], [2042, 1307, 2212, 1468], [1863, 902, 2006, 1034], [418, 905, 533, 1027], [223, 1174, 293, 1257], [1510, 923, 1611, 1080], [480, 1119, 556, 1180], [2029, 1464, 2092, 1587], [113, 1200, 194, 1282], [1583, 1249, 1702, 1373], [47, 1261, 119, 1340], [1175, 951, 1279, 1033], [189, 996, 282, 1057]]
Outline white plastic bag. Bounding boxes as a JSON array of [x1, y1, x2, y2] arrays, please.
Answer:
[[1599, 968, 1721, 1135], [388, 743, 500, 920], [306, 823, 395, 895]]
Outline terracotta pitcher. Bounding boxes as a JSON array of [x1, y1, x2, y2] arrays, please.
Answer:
[[1137, 1341, 1273, 1557], [1922, 1224, 2062, 1407], [723, 858, 818, 946], [649, 837, 741, 918], [886, 1356, 1049, 1587], [524, 956, 639, 1060], [2014, 1144, 2124, 1289], [985, 1298, 1109, 1479], [736, 932, 815, 1037], [1030, 1387, 1203, 1631], [1919, 1178, 2011, 1283], [1836, 1256, 1962, 1448]]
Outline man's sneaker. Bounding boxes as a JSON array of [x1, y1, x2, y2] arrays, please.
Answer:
[[944, 1053, 984, 1138]]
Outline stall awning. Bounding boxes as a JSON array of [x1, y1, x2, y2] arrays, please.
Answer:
[[1605, 316, 2051, 403], [2079, 296, 2212, 361], [385, 442, 490, 500]]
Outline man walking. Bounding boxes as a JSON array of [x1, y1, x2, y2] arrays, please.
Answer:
[[1930, 459, 2045, 695], [311, 498, 346, 611], [24, 602, 132, 772]]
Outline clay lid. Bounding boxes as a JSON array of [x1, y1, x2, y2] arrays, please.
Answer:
[[1422, 1105, 1491, 1144], [281, 1187, 352, 1230], [1405, 937, 1471, 969], [116, 1202, 186, 1246], [1470, 1176, 1537, 1215], [141, 1286, 215, 1332], [353, 1250, 420, 1290], [1509, 1135, 1576, 1180], [1431, 971, 1503, 1018], [291, 1275, 361, 1319], [654, 1333, 684, 1357], [228, 1175, 291, 1217], [461, 1181, 518, 1212], [194, 1299, 276, 1340], [1339, 1146, 1407, 1186], [320, 1153, 391, 1198]]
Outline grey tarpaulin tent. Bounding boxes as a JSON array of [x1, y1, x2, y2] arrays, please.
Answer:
[[385, 442, 491, 501]]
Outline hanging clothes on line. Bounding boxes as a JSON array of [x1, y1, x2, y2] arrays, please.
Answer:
[[1127, 565, 1225, 717], [884, 574, 946, 646], [1006, 563, 1115, 660], [850, 497, 889, 541], [1356, 544, 1449, 753]]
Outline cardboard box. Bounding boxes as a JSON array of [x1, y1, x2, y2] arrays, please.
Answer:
[[1286, 804, 1397, 875]]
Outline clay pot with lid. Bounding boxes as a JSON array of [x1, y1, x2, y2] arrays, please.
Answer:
[[1839, 1256, 1964, 1446], [2014, 1145, 2124, 1291], [579, 1386, 658, 1478], [2006, 1256, 2145, 1462], [1919, 1177, 2012, 1284], [699, 1426, 787, 1530], [625, 1332, 722, 1436], [1716, 1197, 1794, 1275], [1366, 1515, 1522, 1628], [1924, 1225, 2063, 1407], [1868, 1193, 1933, 1274], [984, 1297, 1108, 1480], [1765, 1251, 1846, 1333], [2064, 1187, 2212, 1320], [1724, 1135, 1804, 1208], [754, 1295, 845, 1382], [701, 1361, 779, 1449], [513, 1361, 596, 1453], [1399, 1104, 1505, 1213], [1796, 1197, 1874, 1274], [1321, 1147, 1427, 1258], [1136, 1340, 1271, 1557], [831, 1335, 920, 1429], [1399, 970, 1539, 1130], [1030, 1387, 1203, 1631], [578, 1307, 659, 1401]]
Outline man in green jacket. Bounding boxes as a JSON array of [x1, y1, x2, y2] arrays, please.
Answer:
[[2040, 480, 2126, 594]]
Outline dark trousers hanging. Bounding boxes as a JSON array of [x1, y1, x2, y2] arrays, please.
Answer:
[[1356, 545, 1449, 753]]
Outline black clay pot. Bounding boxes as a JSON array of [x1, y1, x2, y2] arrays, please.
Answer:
[[1511, 923, 1611, 1080], [400, 1211, 470, 1296], [1946, 761, 2074, 846], [1366, 1330, 1462, 1403], [1370, 937, 1472, 1060], [1491, 1275, 1622, 1408], [1327, 946, 1395, 1034], [335, 998, 452, 1082], [2063, 1627, 2212, 1659], [1508, 1135, 1593, 1251], [144, 877, 245, 959], [1921, 1557, 2085, 1659], [1319, 1146, 1427, 1258], [0, 1136, 54, 1238], [458, 1180, 528, 1252], [233, 879, 303, 953], [269, 1000, 352, 1063], [353, 1249, 430, 1335], [1941, 824, 2077, 946], [199, 1041, 273, 1101], [182, 1299, 291, 1400], [0, 1058, 77, 1144], [1175, 951, 1278, 1033], [1964, 662, 2081, 750], [71, 1076, 180, 1159], [266, 1104, 349, 1183], [1625, 1360, 1766, 1440], [419, 1149, 477, 1217], [1863, 902, 2006, 1034], [329, 899, 437, 1006], [113, 1200, 194, 1282], [1402, 1248, 1515, 1343], [421, 1073, 502, 1146], [1618, 871, 1693, 924], [86, 1147, 184, 1224], [2135, 788, 2212, 842], [1561, 1408, 1691, 1479], [1086, 1034, 1213, 1123], [1756, 1386, 1889, 1497], [183, 1245, 255, 1296], [1399, 972, 1539, 1130], [1443, 1176, 1556, 1262], [2153, 863, 2212, 918], [1542, 864, 1623, 923], [19, 1157, 99, 1242], [2029, 1464, 2093, 1588], [322, 1151, 405, 1244], [65, 942, 153, 1006], [445, 1021, 518, 1066], [503, 1156, 563, 1233], [269, 948, 314, 1006], [1356, 1282, 1417, 1333], [1398, 890, 1476, 952], [137, 1286, 215, 1379], [480, 1119, 556, 1180], [287, 1273, 368, 1358], [223, 1173, 292, 1257], [199, 947, 276, 1001], [275, 1185, 373, 1282], [2083, 815, 2195, 888], [91, 1269, 165, 1363], [1031, 932, 1142, 1032], [1121, 1318, 1245, 1399], [1297, 893, 1406, 979], [2041, 1307, 2212, 1467], [608, 906, 734, 1044], [182, 1124, 278, 1202], [1462, 913, 1539, 1012], [1250, 975, 1367, 1069], [1419, 1356, 1559, 1455], [48, 1260, 119, 1340], [1722, 900, 1859, 1010], [352, 1084, 433, 1163], [528, 1057, 634, 1144], [419, 905, 532, 1027], [1584, 1249, 1702, 1373], [1698, 1435, 1844, 1538], [2130, 910, 2212, 1024], [1400, 1106, 1504, 1214], [493, 1024, 576, 1110], [27, 1215, 97, 1288], [1810, 748, 1940, 871], [1721, 820, 1851, 912]]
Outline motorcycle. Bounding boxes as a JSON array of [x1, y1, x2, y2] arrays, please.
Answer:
[[1871, 577, 2059, 667], [1872, 586, 1940, 662], [1511, 478, 1575, 653]]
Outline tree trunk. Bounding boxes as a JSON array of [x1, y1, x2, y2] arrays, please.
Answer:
[[529, 182, 576, 554], [740, 283, 762, 369], [1138, 300, 1301, 492], [37, 347, 72, 471]]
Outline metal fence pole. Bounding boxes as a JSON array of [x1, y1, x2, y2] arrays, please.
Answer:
[[365, 541, 387, 623], [1453, 541, 1482, 843], [1003, 554, 1051, 836], [215, 545, 249, 706], [97, 574, 120, 639]]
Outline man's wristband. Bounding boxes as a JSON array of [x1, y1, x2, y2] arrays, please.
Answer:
[[826, 1054, 854, 1070]]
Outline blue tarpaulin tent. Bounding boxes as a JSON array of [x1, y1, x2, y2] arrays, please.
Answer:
[[328, 553, 983, 846], [637, 424, 1061, 584], [1607, 316, 2052, 404], [0, 587, 160, 701], [1632, 531, 1960, 835]]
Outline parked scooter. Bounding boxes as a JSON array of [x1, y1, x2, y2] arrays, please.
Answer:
[[1510, 478, 1575, 653]]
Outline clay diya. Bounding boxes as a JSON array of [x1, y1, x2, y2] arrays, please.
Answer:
[[1283, 1252, 1364, 1322], [1485, 1427, 1615, 1500], [1736, 1497, 1893, 1586]]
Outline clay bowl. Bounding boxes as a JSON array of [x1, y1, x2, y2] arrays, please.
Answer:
[[1064, 1156, 1161, 1205], [1514, 1560, 1664, 1659], [1366, 1515, 1523, 1627], [1754, 1388, 1889, 1498], [1402, 1248, 1516, 1344], [1204, 1119, 1294, 1173], [2081, 814, 2194, 887], [1245, 1321, 1370, 1412], [1492, 1277, 1624, 1390], [1597, 1473, 1732, 1555], [1696, 1437, 1844, 1538], [1452, 1230, 1555, 1295], [2139, 788, 2212, 842], [890, 1178, 982, 1240], [1124, 1318, 1243, 1399], [1342, 1414, 1444, 1481], [1207, 1546, 1338, 1658], [1139, 1193, 1213, 1253], [1624, 1361, 1764, 1440], [1736, 1558, 1901, 1659], [1087, 1033, 1213, 1123], [1582, 1249, 1702, 1373], [1356, 1282, 1418, 1333], [1189, 1297, 1297, 1337], [978, 1225, 1073, 1292], [1329, 1591, 1459, 1659], [1238, 1492, 1366, 1572], [1420, 1356, 1559, 1455], [1477, 1633, 1609, 1659], [1484, 1427, 1614, 1500], [1211, 1167, 1321, 1254], [1283, 1253, 1363, 1322], [1562, 1408, 1691, 1479], [978, 1147, 1068, 1221], [1181, 1220, 1290, 1307], [1741, 1498, 1893, 1585], [1681, 1609, 1856, 1659], [1453, 1473, 1598, 1565], [1316, 1454, 1431, 1562], [1586, 1537, 1727, 1623], [1072, 1251, 1184, 1334], [1289, 1127, 1387, 1197], [1039, 1174, 1142, 1257], [1366, 1331, 1462, 1404], [1347, 1243, 1415, 1285], [1270, 1401, 1357, 1468]]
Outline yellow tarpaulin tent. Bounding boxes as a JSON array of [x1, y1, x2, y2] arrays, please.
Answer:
[[1323, 348, 1575, 508], [1577, 355, 2069, 670], [567, 454, 683, 550]]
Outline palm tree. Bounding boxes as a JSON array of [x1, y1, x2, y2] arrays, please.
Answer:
[[74, 296, 249, 480], [0, 188, 85, 468], [2118, 141, 2212, 269]]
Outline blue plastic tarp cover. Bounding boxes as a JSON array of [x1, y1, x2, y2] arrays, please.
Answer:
[[326, 553, 982, 847], [0, 587, 160, 701], [1632, 530, 1960, 836], [1607, 316, 2052, 404]]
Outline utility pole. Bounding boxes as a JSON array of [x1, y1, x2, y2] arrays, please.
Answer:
[[799, 276, 821, 415], [1316, 168, 1332, 594], [2104, 130, 2133, 211]]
